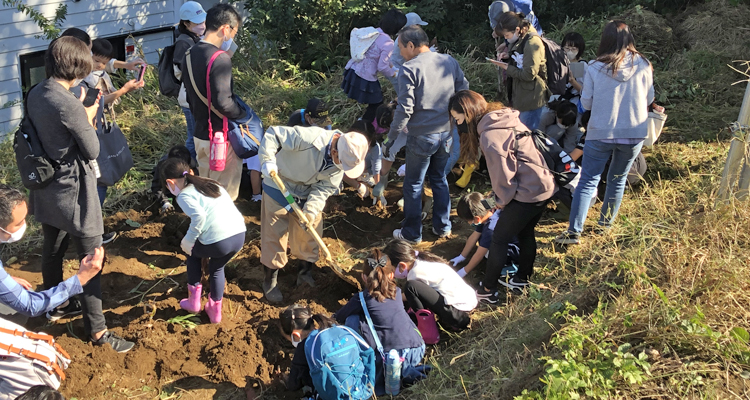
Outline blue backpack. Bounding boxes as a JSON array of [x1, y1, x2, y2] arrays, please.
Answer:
[[305, 326, 376, 400]]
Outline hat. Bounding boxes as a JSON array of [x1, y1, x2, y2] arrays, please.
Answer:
[[305, 98, 331, 123], [337, 132, 369, 179], [179, 1, 206, 24], [405, 12, 428, 26]]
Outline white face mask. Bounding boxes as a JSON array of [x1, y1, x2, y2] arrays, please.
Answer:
[[506, 31, 519, 44], [168, 182, 181, 197], [0, 222, 26, 244], [221, 37, 233, 51], [291, 333, 302, 348], [566, 50, 578, 61]]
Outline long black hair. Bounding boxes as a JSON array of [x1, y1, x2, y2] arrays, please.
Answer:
[[160, 158, 221, 198], [280, 304, 335, 335], [382, 239, 446, 268]]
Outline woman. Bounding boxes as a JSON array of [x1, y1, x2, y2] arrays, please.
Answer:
[[555, 21, 653, 245], [492, 11, 548, 130], [26, 36, 134, 353], [449, 90, 556, 302]]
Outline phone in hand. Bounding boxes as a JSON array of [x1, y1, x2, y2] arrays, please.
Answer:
[[137, 64, 146, 82], [82, 88, 100, 107]]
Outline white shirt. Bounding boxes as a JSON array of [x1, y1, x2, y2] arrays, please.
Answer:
[[407, 259, 478, 312]]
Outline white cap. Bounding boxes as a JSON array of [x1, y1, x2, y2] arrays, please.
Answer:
[[405, 12, 428, 26], [179, 1, 206, 24], [337, 132, 369, 179]]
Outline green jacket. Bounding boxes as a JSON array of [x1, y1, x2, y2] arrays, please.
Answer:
[[506, 27, 549, 112]]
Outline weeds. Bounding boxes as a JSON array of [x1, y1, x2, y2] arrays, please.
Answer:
[[166, 314, 201, 330]]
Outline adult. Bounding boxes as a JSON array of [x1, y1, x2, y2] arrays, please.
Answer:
[[449, 90, 556, 302], [26, 36, 133, 352], [259, 126, 368, 303], [389, 12, 429, 81], [173, 1, 207, 161], [555, 21, 653, 245], [182, 4, 247, 200], [492, 12, 548, 131], [386, 25, 469, 244]]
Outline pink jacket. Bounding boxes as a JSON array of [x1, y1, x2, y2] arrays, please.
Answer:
[[345, 28, 397, 82], [478, 108, 557, 207]]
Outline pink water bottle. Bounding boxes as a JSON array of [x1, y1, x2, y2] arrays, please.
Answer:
[[210, 131, 227, 172], [415, 309, 440, 344]]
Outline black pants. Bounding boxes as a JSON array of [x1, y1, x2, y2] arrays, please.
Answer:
[[362, 101, 383, 123], [484, 200, 547, 290], [186, 232, 244, 301], [404, 280, 470, 330], [41, 223, 105, 336]]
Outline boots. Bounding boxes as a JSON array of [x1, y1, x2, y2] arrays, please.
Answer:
[[455, 163, 476, 188], [179, 283, 203, 314], [297, 261, 316, 288], [263, 266, 283, 303], [205, 296, 222, 324]]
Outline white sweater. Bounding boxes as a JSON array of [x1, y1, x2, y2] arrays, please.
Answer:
[[407, 260, 478, 312]]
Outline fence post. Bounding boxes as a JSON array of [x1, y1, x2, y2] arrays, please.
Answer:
[[716, 81, 750, 203]]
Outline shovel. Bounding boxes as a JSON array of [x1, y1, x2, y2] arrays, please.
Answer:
[[269, 171, 361, 289]]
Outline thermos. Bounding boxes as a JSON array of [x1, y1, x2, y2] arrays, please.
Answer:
[[385, 349, 402, 395], [210, 131, 227, 172]]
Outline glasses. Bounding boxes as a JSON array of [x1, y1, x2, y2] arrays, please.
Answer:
[[563, 46, 578, 52]]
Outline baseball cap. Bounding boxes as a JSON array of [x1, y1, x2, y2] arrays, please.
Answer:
[[179, 1, 206, 24], [305, 98, 331, 124], [337, 132, 369, 179], [405, 12, 428, 26]]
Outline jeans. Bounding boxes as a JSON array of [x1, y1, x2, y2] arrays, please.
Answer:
[[568, 139, 644, 233], [186, 232, 244, 301], [444, 127, 460, 176], [484, 200, 547, 288], [97, 185, 107, 206], [404, 280, 470, 330], [518, 106, 545, 131], [41, 224, 105, 336], [402, 132, 452, 241], [182, 107, 197, 160]]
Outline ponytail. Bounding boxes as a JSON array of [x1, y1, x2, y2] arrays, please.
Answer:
[[280, 304, 335, 335], [160, 158, 221, 198], [363, 249, 397, 302], [494, 11, 530, 37], [382, 239, 446, 269]]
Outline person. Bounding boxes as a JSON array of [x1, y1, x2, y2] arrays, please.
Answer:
[[342, 9, 406, 123], [555, 21, 654, 245], [13, 385, 65, 400], [27, 36, 133, 352], [342, 120, 383, 203], [449, 90, 556, 302], [450, 192, 520, 279], [488, 1, 543, 36], [182, 4, 247, 201], [259, 126, 368, 303], [371, 101, 397, 204], [173, 1, 207, 161], [492, 12, 548, 131], [277, 304, 336, 397], [541, 99, 581, 153], [389, 12, 430, 83], [160, 158, 245, 323], [0, 185, 104, 319], [382, 240, 476, 331], [562, 32, 587, 106], [287, 98, 332, 129], [60, 28, 146, 73], [150, 145, 199, 214], [386, 25, 469, 244], [334, 249, 425, 395]]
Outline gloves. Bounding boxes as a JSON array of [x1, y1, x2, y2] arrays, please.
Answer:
[[397, 164, 406, 177], [373, 194, 387, 207], [450, 254, 466, 266], [160, 201, 174, 215], [261, 161, 278, 178], [180, 238, 194, 256], [356, 183, 367, 198], [299, 211, 316, 228], [383, 141, 394, 159]]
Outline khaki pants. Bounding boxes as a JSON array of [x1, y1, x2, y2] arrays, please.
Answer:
[[260, 191, 322, 270], [194, 137, 242, 200]]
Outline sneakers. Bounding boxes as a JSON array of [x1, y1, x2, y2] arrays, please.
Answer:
[[46, 298, 82, 321], [251, 194, 262, 202], [475, 285, 499, 304], [554, 231, 580, 245], [431, 227, 451, 239], [393, 229, 420, 245], [102, 232, 118, 244], [92, 331, 135, 353], [498, 276, 530, 295], [499, 262, 518, 279]]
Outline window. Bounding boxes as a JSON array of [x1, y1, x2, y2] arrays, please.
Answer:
[[19, 50, 46, 95]]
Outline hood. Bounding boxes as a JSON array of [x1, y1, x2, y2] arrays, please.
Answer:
[[593, 53, 650, 82], [477, 107, 524, 133]]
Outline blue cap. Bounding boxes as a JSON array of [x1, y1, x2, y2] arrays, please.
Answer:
[[179, 1, 206, 24]]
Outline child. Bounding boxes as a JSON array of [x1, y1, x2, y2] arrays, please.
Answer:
[[562, 32, 587, 105], [342, 120, 384, 204], [542, 99, 581, 154], [287, 98, 333, 130], [342, 9, 406, 122], [160, 158, 246, 323], [450, 193, 520, 279], [334, 249, 425, 395], [383, 240, 477, 331], [151, 145, 199, 214], [243, 157, 263, 202]]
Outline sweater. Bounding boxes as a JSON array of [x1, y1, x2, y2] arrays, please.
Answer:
[[27, 79, 103, 238], [581, 54, 654, 141], [176, 185, 246, 247], [505, 27, 548, 111], [0, 260, 82, 317], [478, 108, 557, 207], [388, 51, 469, 141], [345, 28, 397, 82], [407, 260, 477, 312]]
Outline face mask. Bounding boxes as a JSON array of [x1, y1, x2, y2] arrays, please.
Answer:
[[557, 122, 568, 130], [506, 31, 519, 44], [566, 51, 578, 61], [221, 37, 233, 52], [456, 121, 469, 134], [0, 222, 26, 244], [168, 182, 181, 197], [291, 333, 301, 348], [190, 22, 206, 36]]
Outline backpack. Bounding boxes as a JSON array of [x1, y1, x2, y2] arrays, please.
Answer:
[[514, 129, 580, 190], [158, 35, 192, 97], [517, 34, 569, 96], [13, 86, 59, 190], [305, 325, 376, 400]]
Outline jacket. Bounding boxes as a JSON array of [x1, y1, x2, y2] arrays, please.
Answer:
[[259, 126, 344, 217], [506, 27, 549, 111], [173, 33, 200, 109], [582, 54, 654, 141], [478, 108, 557, 206], [176, 185, 246, 247], [345, 28, 397, 82]]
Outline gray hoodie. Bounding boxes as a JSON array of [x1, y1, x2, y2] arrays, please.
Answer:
[[581, 54, 654, 141]]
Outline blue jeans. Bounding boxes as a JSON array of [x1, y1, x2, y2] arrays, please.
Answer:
[[568, 139, 644, 233], [444, 127, 460, 176], [403, 132, 452, 241], [518, 106, 544, 131], [182, 107, 197, 160]]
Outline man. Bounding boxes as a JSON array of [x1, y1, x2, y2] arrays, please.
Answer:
[[386, 25, 469, 244], [183, 4, 247, 200], [389, 12, 430, 79], [259, 126, 368, 303], [287, 98, 333, 129]]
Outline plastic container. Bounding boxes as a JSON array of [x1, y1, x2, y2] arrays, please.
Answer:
[[385, 349, 402, 395], [210, 131, 227, 171], [415, 309, 440, 345]]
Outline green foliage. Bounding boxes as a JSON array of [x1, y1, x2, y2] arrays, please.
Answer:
[[2, 0, 66, 40], [166, 314, 201, 329]]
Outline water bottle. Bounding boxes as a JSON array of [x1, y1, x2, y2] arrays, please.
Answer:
[[385, 349, 402, 395], [210, 131, 227, 172]]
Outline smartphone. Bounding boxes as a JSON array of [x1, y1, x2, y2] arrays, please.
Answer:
[[136, 64, 146, 82], [82, 88, 100, 107]]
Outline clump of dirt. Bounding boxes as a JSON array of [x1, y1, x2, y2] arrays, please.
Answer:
[[674, 0, 750, 57], [613, 8, 677, 64]]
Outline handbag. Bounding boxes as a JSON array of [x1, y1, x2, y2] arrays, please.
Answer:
[[96, 117, 134, 186], [644, 110, 667, 147]]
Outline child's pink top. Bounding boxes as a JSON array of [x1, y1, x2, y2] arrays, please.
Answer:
[[345, 28, 397, 82]]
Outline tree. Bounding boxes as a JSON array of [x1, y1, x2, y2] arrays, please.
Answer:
[[2, 0, 66, 40]]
